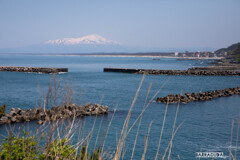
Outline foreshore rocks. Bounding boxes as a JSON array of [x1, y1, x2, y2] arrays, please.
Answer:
[[104, 67, 240, 76], [0, 66, 68, 74], [156, 87, 240, 103], [0, 103, 108, 125]]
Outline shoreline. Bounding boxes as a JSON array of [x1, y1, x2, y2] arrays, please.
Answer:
[[0, 53, 224, 59], [40, 54, 224, 59]]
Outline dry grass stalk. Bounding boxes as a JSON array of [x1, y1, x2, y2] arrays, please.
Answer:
[[130, 114, 142, 160], [141, 121, 153, 160], [162, 120, 185, 160], [155, 101, 169, 160], [126, 78, 171, 137], [114, 75, 145, 160], [131, 82, 152, 160], [230, 120, 234, 160], [234, 116, 240, 160], [101, 108, 117, 156], [167, 101, 180, 160]]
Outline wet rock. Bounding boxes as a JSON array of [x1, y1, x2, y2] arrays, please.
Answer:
[[38, 120, 44, 125], [16, 108, 21, 115], [23, 116, 30, 122], [11, 117, 17, 123], [21, 110, 27, 116], [91, 107, 99, 115], [0, 116, 8, 124], [9, 111, 17, 117], [16, 115, 23, 122]]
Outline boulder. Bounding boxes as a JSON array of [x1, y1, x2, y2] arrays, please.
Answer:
[[16, 115, 23, 122], [11, 117, 17, 123], [16, 108, 21, 115], [9, 110, 17, 117], [0, 116, 8, 124], [38, 120, 44, 125]]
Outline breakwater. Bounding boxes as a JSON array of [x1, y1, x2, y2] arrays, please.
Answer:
[[103, 67, 240, 76], [0, 66, 68, 74], [156, 87, 240, 103], [0, 103, 108, 125]]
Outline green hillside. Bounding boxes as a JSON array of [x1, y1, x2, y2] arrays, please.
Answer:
[[216, 42, 240, 62]]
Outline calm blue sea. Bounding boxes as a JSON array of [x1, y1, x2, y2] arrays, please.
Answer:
[[0, 54, 240, 159]]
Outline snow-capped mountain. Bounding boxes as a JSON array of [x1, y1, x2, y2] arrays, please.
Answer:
[[0, 34, 190, 54], [0, 34, 128, 53], [45, 34, 119, 45]]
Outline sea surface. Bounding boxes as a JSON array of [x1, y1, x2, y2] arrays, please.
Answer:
[[0, 54, 240, 159]]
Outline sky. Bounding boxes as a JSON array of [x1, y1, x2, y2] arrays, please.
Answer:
[[0, 0, 240, 50]]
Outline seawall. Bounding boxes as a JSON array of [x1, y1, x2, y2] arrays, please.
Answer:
[[103, 67, 240, 76], [156, 87, 240, 103], [0, 66, 68, 74], [0, 103, 108, 125]]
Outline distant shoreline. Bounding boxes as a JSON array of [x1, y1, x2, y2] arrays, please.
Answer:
[[0, 53, 224, 59], [45, 54, 224, 59]]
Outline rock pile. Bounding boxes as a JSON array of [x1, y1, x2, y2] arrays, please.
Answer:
[[0, 66, 68, 74], [103, 67, 240, 76], [138, 69, 240, 76], [0, 103, 108, 125], [156, 87, 240, 103]]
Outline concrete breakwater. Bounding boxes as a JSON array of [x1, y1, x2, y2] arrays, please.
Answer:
[[103, 67, 240, 76], [156, 87, 240, 103], [0, 103, 108, 125], [0, 66, 68, 74]]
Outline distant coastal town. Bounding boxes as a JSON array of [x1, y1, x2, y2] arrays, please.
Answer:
[[63, 42, 240, 64]]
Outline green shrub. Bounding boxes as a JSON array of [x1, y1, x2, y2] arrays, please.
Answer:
[[0, 130, 104, 160], [43, 138, 76, 160], [236, 54, 240, 62], [0, 104, 6, 118], [0, 131, 77, 160], [234, 44, 240, 62], [0, 131, 39, 159]]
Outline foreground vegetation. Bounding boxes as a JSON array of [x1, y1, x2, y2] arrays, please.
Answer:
[[0, 130, 99, 160]]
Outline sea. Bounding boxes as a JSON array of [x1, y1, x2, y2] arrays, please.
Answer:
[[0, 54, 240, 160]]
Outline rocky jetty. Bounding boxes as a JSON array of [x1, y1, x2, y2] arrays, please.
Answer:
[[156, 87, 240, 103], [0, 103, 108, 125], [0, 66, 68, 74], [138, 69, 240, 76], [104, 67, 240, 76]]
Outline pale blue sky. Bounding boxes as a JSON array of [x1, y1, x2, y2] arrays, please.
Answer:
[[0, 0, 240, 49]]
